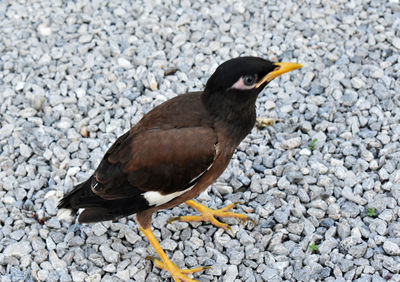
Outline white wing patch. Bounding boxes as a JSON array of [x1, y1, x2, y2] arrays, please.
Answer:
[[57, 208, 75, 223], [143, 185, 194, 207], [144, 160, 215, 207], [144, 141, 218, 208]]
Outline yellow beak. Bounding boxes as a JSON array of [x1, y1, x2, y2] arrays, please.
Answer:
[[256, 62, 303, 88]]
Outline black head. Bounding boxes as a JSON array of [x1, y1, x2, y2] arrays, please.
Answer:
[[202, 57, 302, 139], [205, 57, 302, 100]]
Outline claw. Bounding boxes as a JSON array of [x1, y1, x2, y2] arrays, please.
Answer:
[[256, 117, 276, 128], [243, 217, 257, 226], [170, 200, 255, 235], [226, 225, 233, 235], [147, 255, 211, 276], [145, 255, 155, 261]]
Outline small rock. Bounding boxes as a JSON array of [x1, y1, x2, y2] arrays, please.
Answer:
[[80, 126, 89, 137], [392, 37, 400, 49], [281, 137, 301, 149], [339, 258, 354, 272], [173, 33, 187, 47], [351, 77, 365, 89], [124, 230, 141, 245], [320, 218, 335, 228], [49, 250, 67, 269], [378, 209, 393, 222], [56, 118, 72, 129], [310, 161, 328, 174], [319, 237, 338, 254], [228, 249, 244, 265], [38, 24, 52, 36], [301, 72, 315, 88], [71, 270, 86, 281], [0, 123, 14, 137], [3, 241, 32, 258], [118, 57, 132, 68], [103, 264, 116, 272], [10, 230, 25, 241], [92, 223, 107, 236], [100, 245, 120, 263], [299, 148, 311, 155], [238, 231, 255, 246], [161, 238, 178, 251], [304, 219, 316, 235], [277, 176, 290, 190], [79, 34, 92, 43], [348, 242, 367, 258], [264, 175, 277, 187], [274, 207, 290, 225], [262, 268, 280, 281], [30, 95, 46, 110], [215, 184, 233, 195], [287, 222, 304, 235], [341, 186, 367, 205], [383, 240, 400, 256], [370, 67, 384, 78], [223, 265, 238, 282], [265, 100, 276, 110], [307, 208, 325, 219], [37, 269, 49, 281], [116, 269, 130, 280], [20, 144, 32, 158], [148, 73, 158, 91]]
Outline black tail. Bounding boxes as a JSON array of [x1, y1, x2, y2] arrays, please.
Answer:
[[58, 175, 109, 211], [58, 176, 150, 223]]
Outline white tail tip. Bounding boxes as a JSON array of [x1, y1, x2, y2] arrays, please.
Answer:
[[57, 208, 74, 223]]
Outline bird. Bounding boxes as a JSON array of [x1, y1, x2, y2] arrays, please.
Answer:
[[58, 57, 302, 282]]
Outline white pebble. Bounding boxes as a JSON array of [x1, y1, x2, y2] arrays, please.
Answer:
[[118, 57, 132, 68]]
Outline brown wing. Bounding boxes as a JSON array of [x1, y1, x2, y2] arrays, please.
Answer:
[[92, 92, 218, 200]]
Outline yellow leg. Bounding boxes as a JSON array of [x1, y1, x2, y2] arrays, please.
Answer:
[[139, 227, 209, 282], [169, 200, 255, 234], [146, 256, 210, 274]]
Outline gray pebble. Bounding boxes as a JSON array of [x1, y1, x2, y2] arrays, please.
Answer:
[[10, 230, 25, 241], [223, 265, 238, 282], [92, 223, 107, 236], [262, 268, 280, 281], [319, 237, 338, 254], [19, 144, 33, 158], [49, 250, 67, 269], [3, 241, 32, 258], [274, 207, 290, 225], [238, 231, 256, 246], [348, 242, 368, 258], [382, 240, 400, 256], [281, 137, 301, 149], [320, 218, 335, 228], [161, 238, 178, 251], [100, 246, 120, 263]]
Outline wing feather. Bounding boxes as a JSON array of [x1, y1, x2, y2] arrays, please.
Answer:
[[91, 92, 218, 203]]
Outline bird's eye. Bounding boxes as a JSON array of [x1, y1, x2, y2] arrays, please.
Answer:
[[243, 74, 257, 86]]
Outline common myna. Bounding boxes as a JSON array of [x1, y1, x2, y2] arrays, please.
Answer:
[[58, 57, 302, 281]]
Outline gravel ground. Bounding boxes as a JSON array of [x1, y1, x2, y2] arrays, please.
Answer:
[[1, 0, 400, 281]]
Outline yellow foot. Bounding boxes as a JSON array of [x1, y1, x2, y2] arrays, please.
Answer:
[[140, 227, 208, 282], [169, 200, 256, 234], [146, 256, 210, 280], [256, 117, 280, 129]]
